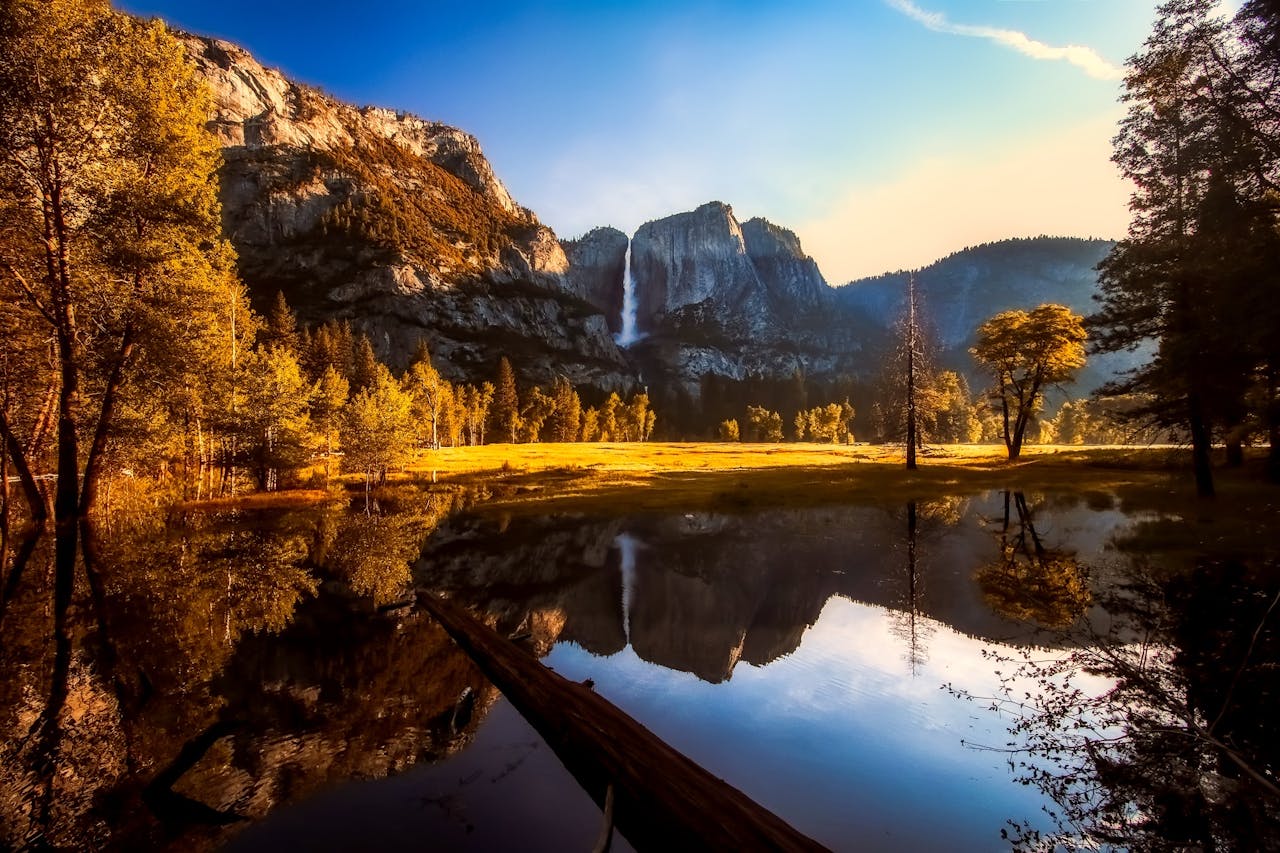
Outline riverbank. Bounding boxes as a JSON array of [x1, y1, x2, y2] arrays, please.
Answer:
[[164, 443, 1277, 557], [402, 442, 1193, 512], [396, 443, 1278, 562]]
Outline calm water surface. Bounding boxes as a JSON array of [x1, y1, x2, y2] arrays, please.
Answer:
[[2, 488, 1277, 850]]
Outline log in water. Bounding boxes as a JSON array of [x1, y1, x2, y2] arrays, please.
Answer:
[[416, 590, 830, 852]]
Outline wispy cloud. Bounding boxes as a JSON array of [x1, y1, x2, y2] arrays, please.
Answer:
[[886, 0, 1124, 80]]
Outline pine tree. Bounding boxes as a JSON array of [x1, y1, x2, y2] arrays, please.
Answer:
[[263, 291, 301, 354], [350, 333, 379, 393], [548, 376, 582, 443], [310, 365, 349, 482], [493, 356, 520, 443], [1092, 0, 1280, 493]]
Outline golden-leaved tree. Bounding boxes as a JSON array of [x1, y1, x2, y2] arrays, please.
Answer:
[[971, 304, 1087, 460], [0, 0, 250, 537]]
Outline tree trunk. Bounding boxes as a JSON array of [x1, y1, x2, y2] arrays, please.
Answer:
[[1000, 393, 1015, 459], [0, 408, 48, 521], [417, 593, 828, 852], [1009, 405, 1026, 460], [1267, 365, 1280, 483], [80, 331, 135, 515], [1225, 436, 1244, 468], [1189, 390, 1216, 498], [905, 273, 918, 470], [1, 440, 8, 537]]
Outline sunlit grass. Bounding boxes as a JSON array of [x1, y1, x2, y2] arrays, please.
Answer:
[[392, 442, 1227, 518]]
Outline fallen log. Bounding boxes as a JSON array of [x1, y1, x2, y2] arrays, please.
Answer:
[[417, 590, 830, 852]]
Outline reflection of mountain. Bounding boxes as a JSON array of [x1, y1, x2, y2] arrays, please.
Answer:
[[416, 496, 1087, 685]]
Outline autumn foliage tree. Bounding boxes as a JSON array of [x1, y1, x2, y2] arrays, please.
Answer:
[[971, 305, 1087, 460], [0, 0, 250, 538], [341, 364, 415, 507]]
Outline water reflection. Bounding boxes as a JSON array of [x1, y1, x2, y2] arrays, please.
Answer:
[[0, 487, 483, 851], [418, 496, 1079, 686], [1, 488, 1276, 850], [961, 559, 1280, 851], [976, 492, 1091, 629]]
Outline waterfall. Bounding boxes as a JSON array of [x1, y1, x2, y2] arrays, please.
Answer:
[[615, 533, 639, 643], [615, 240, 642, 347]]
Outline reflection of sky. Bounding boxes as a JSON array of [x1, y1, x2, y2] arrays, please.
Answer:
[[547, 595, 1111, 851]]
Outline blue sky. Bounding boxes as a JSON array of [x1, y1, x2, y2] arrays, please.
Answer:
[[119, 1, 1187, 280]]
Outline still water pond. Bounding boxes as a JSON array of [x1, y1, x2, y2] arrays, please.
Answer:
[[2, 489, 1277, 851]]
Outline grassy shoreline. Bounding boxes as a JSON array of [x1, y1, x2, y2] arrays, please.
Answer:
[[175, 442, 1276, 522], [413, 443, 1180, 516]]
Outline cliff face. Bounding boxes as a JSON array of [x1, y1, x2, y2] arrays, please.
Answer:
[[630, 202, 771, 334], [607, 202, 861, 395], [182, 33, 630, 388], [561, 227, 629, 335], [740, 217, 830, 313]]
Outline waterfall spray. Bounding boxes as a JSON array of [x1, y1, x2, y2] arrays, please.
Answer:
[[615, 533, 639, 643], [615, 240, 642, 347]]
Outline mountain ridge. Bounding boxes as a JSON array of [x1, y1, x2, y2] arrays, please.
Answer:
[[180, 27, 1132, 422]]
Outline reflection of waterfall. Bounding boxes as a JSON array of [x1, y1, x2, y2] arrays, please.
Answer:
[[614, 241, 642, 347], [615, 533, 640, 642]]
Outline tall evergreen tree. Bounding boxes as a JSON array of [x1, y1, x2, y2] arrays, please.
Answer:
[[548, 376, 582, 443], [1092, 0, 1279, 493], [263, 290, 301, 354], [349, 333, 379, 393], [493, 356, 520, 443]]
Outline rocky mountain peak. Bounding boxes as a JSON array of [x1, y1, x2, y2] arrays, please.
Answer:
[[629, 200, 764, 332], [179, 30, 629, 390], [181, 33, 520, 216]]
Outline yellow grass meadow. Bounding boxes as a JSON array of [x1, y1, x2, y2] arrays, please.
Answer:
[[391, 441, 1209, 516]]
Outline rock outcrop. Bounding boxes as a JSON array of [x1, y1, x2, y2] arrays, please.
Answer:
[[561, 226, 629, 334], [182, 33, 631, 388], [630, 202, 771, 334], [614, 202, 864, 398], [741, 217, 830, 313]]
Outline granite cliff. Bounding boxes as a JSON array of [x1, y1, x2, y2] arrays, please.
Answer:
[[183, 30, 1128, 419], [182, 33, 630, 389], [612, 202, 863, 397]]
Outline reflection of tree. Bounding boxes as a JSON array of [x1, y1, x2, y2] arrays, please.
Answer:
[[0, 489, 485, 849], [324, 490, 457, 605], [958, 561, 1280, 851], [886, 500, 959, 675], [976, 492, 1090, 629]]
